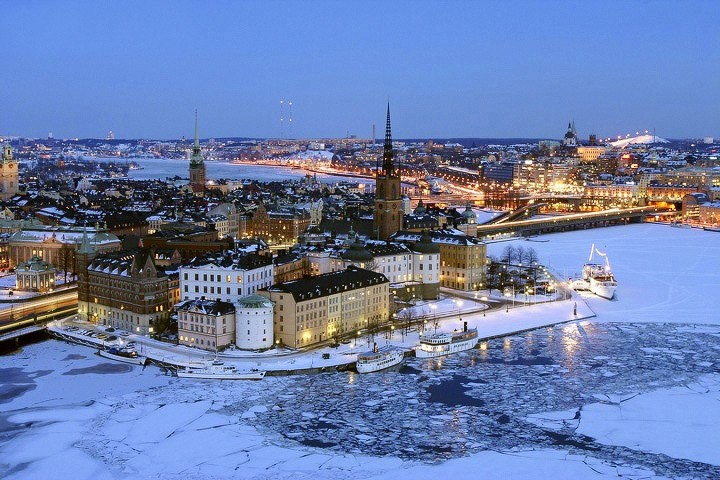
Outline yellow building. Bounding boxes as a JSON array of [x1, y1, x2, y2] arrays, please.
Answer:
[[0, 144, 19, 202], [577, 146, 607, 162], [391, 230, 487, 291], [259, 266, 389, 348]]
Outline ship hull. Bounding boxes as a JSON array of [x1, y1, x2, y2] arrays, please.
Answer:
[[356, 351, 405, 373], [589, 280, 616, 300], [98, 349, 147, 366], [177, 369, 265, 380], [415, 336, 478, 358]]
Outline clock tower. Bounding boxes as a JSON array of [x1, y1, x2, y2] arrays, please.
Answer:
[[0, 144, 19, 202], [373, 104, 403, 240]]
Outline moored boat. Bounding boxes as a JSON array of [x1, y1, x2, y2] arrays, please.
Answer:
[[177, 361, 265, 380], [415, 322, 478, 358], [356, 343, 405, 373], [581, 244, 617, 300], [98, 347, 147, 366]]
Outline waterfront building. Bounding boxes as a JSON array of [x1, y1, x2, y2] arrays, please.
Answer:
[[0, 144, 19, 201], [179, 250, 274, 303], [259, 266, 389, 348], [15, 255, 55, 292], [189, 113, 206, 195], [583, 184, 639, 208], [373, 105, 403, 240], [234, 294, 274, 350], [699, 201, 720, 225], [177, 299, 235, 350], [681, 192, 709, 221], [79, 249, 174, 334]]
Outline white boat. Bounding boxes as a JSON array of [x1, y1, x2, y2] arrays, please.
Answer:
[[98, 347, 147, 366], [581, 244, 617, 300], [415, 322, 479, 358], [356, 344, 405, 373], [177, 361, 265, 380]]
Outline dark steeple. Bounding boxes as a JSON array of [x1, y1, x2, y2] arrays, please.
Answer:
[[382, 103, 395, 175], [190, 110, 203, 166]]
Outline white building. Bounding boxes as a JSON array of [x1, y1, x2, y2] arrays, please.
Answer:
[[234, 294, 274, 350], [313, 231, 441, 300], [180, 251, 274, 304], [177, 299, 235, 351]]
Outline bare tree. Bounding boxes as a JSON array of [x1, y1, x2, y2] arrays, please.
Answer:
[[521, 247, 539, 266], [501, 245, 516, 266], [57, 245, 75, 284]]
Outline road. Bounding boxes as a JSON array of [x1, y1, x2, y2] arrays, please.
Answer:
[[0, 290, 78, 332]]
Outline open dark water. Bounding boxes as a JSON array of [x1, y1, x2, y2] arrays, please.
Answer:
[[228, 322, 720, 478]]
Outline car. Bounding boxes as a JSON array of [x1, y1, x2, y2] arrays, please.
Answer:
[[106, 335, 117, 342], [96, 333, 108, 339], [119, 332, 130, 337], [105, 327, 115, 332]]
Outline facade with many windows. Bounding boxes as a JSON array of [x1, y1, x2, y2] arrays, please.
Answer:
[[78, 249, 174, 335], [259, 266, 389, 348], [177, 299, 235, 350], [179, 251, 274, 303], [391, 230, 487, 291]]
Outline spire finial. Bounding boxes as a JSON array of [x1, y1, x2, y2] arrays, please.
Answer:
[[194, 109, 199, 147], [382, 103, 394, 175]]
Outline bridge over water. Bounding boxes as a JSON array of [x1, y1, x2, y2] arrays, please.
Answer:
[[476, 206, 674, 239]]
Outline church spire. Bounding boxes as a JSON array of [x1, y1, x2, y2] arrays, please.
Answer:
[[190, 110, 203, 165], [382, 103, 395, 175], [194, 109, 199, 147], [77, 224, 94, 255]]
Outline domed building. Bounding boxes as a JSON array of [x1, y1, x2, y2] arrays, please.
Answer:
[[15, 256, 55, 292], [235, 294, 274, 350], [562, 121, 579, 147]]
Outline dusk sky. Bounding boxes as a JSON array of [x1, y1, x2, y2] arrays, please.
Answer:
[[2, 0, 718, 140]]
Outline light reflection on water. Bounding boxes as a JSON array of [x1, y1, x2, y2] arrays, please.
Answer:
[[230, 321, 720, 474]]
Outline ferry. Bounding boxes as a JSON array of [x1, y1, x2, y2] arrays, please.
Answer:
[[98, 347, 147, 366], [415, 322, 479, 358], [356, 344, 405, 373], [177, 361, 266, 380], [703, 225, 720, 233], [579, 244, 617, 300]]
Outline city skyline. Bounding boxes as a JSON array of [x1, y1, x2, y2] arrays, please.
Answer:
[[2, 1, 719, 139]]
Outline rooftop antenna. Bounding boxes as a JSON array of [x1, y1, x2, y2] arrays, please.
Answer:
[[288, 100, 293, 139], [279, 99, 285, 139]]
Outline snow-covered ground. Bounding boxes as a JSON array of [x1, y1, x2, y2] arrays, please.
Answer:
[[488, 223, 720, 325], [2, 224, 720, 479]]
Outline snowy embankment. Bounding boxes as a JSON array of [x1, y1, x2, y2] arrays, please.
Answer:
[[488, 223, 720, 325]]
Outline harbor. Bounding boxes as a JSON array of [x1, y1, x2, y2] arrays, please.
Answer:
[[46, 292, 595, 376]]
